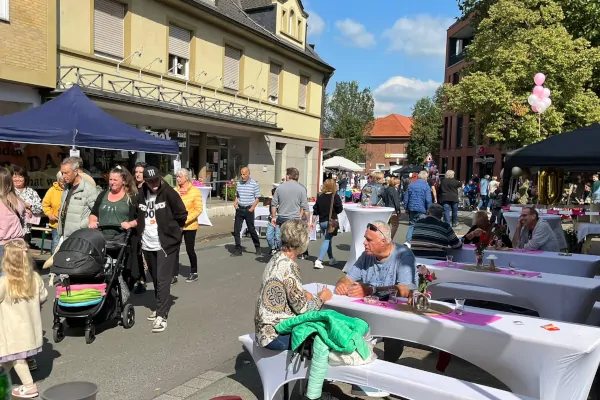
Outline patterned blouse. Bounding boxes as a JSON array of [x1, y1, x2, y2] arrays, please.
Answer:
[[254, 252, 323, 347], [15, 187, 42, 235]]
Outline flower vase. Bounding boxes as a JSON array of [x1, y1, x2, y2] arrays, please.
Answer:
[[475, 251, 484, 268], [412, 292, 431, 311]]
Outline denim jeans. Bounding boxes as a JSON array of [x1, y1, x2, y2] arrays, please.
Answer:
[[442, 202, 458, 225], [51, 228, 59, 254], [406, 211, 425, 242], [317, 221, 334, 261], [478, 195, 489, 210], [266, 223, 281, 251], [337, 189, 346, 201], [265, 334, 291, 350]]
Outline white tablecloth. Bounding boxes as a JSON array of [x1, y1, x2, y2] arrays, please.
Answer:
[[447, 246, 600, 278], [420, 258, 600, 323], [197, 187, 212, 226], [577, 222, 600, 242], [305, 282, 600, 400], [342, 207, 395, 272], [503, 211, 567, 249]]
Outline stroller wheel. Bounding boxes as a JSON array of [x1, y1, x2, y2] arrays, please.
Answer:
[[85, 325, 96, 344], [122, 304, 135, 329], [53, 322, 65, 343]]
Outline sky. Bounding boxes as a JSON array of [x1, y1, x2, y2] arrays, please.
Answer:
[[303, 0, 461, 117]]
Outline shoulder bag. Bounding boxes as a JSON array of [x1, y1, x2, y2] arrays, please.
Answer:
[[327, 193, 340, 236]]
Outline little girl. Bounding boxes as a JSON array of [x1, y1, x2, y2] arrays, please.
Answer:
[[0, 239, 47, 398]]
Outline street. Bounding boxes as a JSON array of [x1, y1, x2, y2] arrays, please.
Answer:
[[27, 217, 505, 400]]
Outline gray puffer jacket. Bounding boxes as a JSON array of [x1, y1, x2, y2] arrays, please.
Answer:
[[58, 178, 98, 239]]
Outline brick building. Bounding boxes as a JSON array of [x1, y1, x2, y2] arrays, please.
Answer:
[[440, 17, 506, 182], [363, 114, 412, 172]]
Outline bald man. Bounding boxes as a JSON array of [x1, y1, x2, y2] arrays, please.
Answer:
[[232, 167, 261, 257]]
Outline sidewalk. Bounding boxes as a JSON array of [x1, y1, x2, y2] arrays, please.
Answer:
[[196, 216, 235, 242]]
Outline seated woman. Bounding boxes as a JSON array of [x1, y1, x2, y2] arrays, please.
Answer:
[[463, 210, 513, 248], [255, 219, 332, 350]]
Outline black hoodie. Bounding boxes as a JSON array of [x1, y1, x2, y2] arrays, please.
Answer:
[[137, 180, 188, 254]]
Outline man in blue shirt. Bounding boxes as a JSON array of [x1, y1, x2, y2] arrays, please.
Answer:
[[403, 170, 432, 243], [232, 167, 261, 257], [479, 175, 490, 211], [335, 220, 417, 396]]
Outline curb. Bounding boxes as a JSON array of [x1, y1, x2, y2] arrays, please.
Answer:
[[196, 232, 233, 243]]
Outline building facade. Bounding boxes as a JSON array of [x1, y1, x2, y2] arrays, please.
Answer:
[[363, 114, 412, 172], [0, 0, 57, 115], [440, 17, 505, 182], [57, 0, 334, 196]]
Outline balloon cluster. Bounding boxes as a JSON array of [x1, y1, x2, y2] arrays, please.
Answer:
[[527, 73, 552, 114]]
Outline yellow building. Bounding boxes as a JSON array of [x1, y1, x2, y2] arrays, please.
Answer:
[[57, 0, 334, 196], [0, 0, 57, 114]]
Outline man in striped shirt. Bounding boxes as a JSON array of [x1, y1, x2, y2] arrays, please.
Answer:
[[232, 167, 261, 257], [410, 204, 462, 260]]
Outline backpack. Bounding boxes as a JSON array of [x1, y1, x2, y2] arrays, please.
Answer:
[[51, 228, 106, 279]]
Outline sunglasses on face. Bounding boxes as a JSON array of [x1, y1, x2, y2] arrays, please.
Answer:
[[367, 223, 384, 237]]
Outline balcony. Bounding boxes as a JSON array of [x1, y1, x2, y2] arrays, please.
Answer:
[[56, 66, 278, 127], [448, 50, 465, 67]]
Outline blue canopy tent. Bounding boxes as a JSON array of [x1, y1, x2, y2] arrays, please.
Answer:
[[0, 85, 179, 154]]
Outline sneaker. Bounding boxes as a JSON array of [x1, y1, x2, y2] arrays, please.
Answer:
[[147, 311, 157, 321], [269, 249, 277, 256], [171, 277, 178, 286], [351, 385, 390, 397], [186, 273, 198, 283], [12, 384, 38, 399], [314, 259, 324, 269], [26, 357, 37, 371], [152, 316, 167, 333], [255, 247, 261, 256], [134, 282, 147, 294], [329, 257, 338, 266], [404, 242, 411, 249]]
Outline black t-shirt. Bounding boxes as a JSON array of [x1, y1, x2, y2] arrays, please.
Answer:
[[59, 183, 79, 232]]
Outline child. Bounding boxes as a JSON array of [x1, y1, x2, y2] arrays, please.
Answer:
[[0, 239, 47, 398]]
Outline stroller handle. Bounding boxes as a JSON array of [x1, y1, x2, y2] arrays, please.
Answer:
[[97, 224, 133, 243]]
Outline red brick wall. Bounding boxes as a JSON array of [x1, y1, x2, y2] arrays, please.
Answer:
[[363, 138, 409, 171]]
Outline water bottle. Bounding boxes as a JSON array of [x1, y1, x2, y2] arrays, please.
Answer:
[[0, 366, 11, 400]]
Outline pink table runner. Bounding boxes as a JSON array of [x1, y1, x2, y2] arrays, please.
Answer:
[[353, 299, 501, 326], [460, 244, 543, 254], [432, 261, 541, 278]]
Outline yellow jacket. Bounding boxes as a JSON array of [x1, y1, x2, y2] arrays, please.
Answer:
[[42, 182, 64, 229], [176, 182, 203, 230]]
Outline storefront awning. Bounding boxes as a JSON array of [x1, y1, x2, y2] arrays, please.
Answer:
[[0, 85, 179, 155]]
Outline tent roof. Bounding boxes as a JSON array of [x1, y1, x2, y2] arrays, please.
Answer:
[[0, 85, 179, 155], [504, 123, 600, 171]]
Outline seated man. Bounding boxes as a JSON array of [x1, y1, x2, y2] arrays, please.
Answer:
[[335, 220, 417, 397], [513, 206, 559, 252], [410, 204, 462, 260]]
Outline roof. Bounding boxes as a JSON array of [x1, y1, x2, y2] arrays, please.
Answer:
[[239, 0, 272, 10], [185, 0, 333, 70], [369, 114, 413, 138]]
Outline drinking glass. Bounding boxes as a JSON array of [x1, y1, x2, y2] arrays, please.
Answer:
[[388, 289, 399, 304], [509, 262, 516, 275], [316, 283, 324, 294], [446, 254, 454, 267], [455, 298, 466, 315]]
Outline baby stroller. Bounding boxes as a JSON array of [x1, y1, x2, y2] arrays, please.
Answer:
[[50, 226, 135, 344]]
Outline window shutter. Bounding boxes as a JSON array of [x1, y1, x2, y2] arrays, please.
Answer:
[[94, 0, 125, 58], [169, 25, 191, 60], [299, 76, 308, 108], [268, 64, 281, 98], [0, 0, 9, 21], [224, 46, 241, 90]]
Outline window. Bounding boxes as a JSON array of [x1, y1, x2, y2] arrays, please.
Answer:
[[456, 116, 463, 148], [297, 20, 302, 40], [0, 0, 9, 21], [299, 76, 309, 111], [94, 0, 125, 59], [303, 147, 312, 187], [289, 10, 294, 35], [467, 114, 476, 147], [224, 46, 242, 90], [443, 117, 448, 149], [466, 156, 474, 180], [456, 156, 462, 181], [452, 72, 460, 85], [376, 164, 386, 170], [168, 25, 191, 79], [358, 162, 366, 169], [268, 63, 281, 104], [281, 9, 286, 32]]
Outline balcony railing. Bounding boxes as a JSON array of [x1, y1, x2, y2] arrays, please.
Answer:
[[448, 51, 465, 67], [57, 66, 278, 127]]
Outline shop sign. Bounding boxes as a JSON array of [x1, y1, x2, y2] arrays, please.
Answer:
[[0, 143, 69, 189], [147, 129, 187, 149], [476, 145, 486, 155]]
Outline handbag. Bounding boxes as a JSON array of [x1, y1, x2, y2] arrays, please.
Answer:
[[327, 193, 339, 236]]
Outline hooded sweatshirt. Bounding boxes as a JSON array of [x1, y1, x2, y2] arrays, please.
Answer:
[[42, 182, 64, 229]]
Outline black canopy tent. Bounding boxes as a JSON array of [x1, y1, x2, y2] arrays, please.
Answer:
[[392, 165, 423, 176]]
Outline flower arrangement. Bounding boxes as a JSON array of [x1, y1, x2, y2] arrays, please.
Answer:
[[474, 241, 488, 267], [490, 225, 507, 249], [417, 265, 437, 293]]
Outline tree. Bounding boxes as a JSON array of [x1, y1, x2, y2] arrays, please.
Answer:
[[406, 86, 444, 164], [325, 81, 375, 162], [446, 0, 600, 147]]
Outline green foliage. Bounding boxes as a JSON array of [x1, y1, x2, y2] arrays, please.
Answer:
[[446, 0, 600, 147], [406, 86, 444, 164], [221, 182, 237, 201], [325, 81, 375, 162]]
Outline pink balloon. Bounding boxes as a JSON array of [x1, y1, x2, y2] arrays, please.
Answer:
[[533, 86, 544, 98], [534, 73, 546, 86], [531, 105, 539, 113]]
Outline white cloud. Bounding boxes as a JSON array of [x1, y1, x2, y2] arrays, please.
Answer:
[[373, 76, 441, 117], [382, 15, 455, 56], [306, 10, 325, 38], [334, 19, 376, 48]]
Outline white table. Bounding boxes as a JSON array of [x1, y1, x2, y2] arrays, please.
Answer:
[[447, 246, 600, 278], [503, 211, 567, 249], [342, 206, 395, 272], [305, 283, 600, 400], [420, 258, 600, 323], [577, 222, 600, 242], [339, 203, 358, 233], [197, 187, 212, 226]]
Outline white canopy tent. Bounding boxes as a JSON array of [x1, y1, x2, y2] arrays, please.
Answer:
[[323, 156, 363, 172]]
